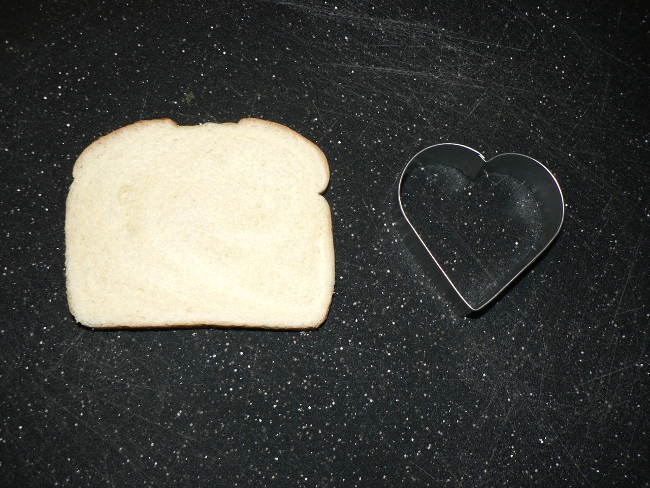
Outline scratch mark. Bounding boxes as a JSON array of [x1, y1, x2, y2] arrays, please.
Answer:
[[599, 70, 611, 113], [445, 32, 527, 52], [617, 305, 646, 316], [577, 363, 637, 386], [42, 331, 84, 379], [566, 26, 644, 75], [138, 84, 149, 120], [412, 462, 439, 482], [527, 405, 594, 487], [337, 258, 369, 272], [612, 234, 642, 321], [331, 63, 441, 79], [465, 94, 485, 118]]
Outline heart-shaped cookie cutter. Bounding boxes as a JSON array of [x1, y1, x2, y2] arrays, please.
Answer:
[[397, 143, 564, 314]]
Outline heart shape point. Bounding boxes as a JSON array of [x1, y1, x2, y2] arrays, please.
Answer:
[[397, 143, 564, 314]]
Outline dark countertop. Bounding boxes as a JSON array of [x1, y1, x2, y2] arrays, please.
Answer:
[[1, 1, 648, 486]]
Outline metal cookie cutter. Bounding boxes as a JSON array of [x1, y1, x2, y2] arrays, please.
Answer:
[[397, 143, 565, 314]]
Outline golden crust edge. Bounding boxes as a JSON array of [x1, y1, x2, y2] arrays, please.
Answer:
[[72, 118, 329, 192], [236, 117, 330, 193], [72, 118, 178, 177]]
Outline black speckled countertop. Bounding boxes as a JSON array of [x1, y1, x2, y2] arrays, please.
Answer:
[[1, 1, 648, 486]]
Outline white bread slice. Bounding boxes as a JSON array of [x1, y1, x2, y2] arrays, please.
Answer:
[[65, 118, 334, 329]]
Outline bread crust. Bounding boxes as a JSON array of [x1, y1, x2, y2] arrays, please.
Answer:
[[73, 119, 177, 176], [237, 118, 330, 193], [73, 118, 330, 193]]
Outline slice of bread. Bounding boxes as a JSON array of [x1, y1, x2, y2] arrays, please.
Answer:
[[65, 118, 335, 329]]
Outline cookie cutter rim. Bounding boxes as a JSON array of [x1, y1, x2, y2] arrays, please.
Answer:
[[397, 143, 565, 314]]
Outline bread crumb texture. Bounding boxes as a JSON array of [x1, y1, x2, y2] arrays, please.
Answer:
[[65, 118, 334, 329]]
